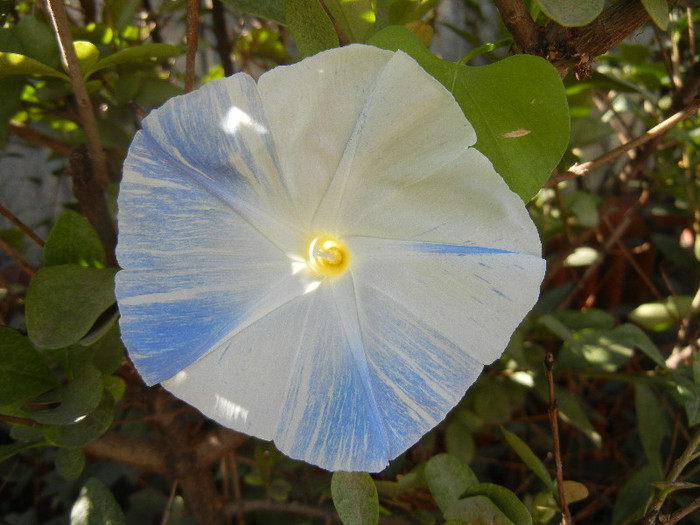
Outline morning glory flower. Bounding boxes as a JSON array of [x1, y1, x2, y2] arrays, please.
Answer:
[[115, 44, 545, 473]]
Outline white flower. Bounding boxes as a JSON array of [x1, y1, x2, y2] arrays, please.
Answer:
[[115, 44, 545, 472]]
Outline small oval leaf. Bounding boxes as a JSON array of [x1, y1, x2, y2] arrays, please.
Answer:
[[331, 471, 379, 525]]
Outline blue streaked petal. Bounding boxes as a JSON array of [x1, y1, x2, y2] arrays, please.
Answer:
[[163, 279, 391, 472], [358, 288, 484, 457], [349, 240, 545, 365], [137, 72, 300, 250], [117, 136, 309, 384]]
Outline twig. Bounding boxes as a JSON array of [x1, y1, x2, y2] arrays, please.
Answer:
[[492, 0, 541, 55], [45, 0, 109, 189], [546, 97, 700, 188], [643, 427, 700, 524], [544, 0, 652, 78], [545, 353, 572, 525], [0, 203, 44, 248], [211, 0, 234, 76], [161, 480, 179, 525], [667, 497, 700, 525], [9, 121, 74, 158], [185, 0, 199, 92], [153, 389, 225, 525], [0, 237, 34, 278], [318, 0, 350, 46]]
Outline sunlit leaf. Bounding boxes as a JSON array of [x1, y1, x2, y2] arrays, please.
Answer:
[[84, 43, 181, 77], [70, 477, 126, 525], [369, 26, 569, 202], [0, 52, 68, 80], [284, 0, 338, 57], [641, 0, 669, 30]]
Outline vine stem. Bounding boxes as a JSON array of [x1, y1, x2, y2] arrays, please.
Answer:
[[185, 0, 199, 92], [45, 0, 109, 189], [545, 353, 572, 525]]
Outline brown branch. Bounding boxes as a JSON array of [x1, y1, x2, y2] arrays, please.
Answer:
[[185, 0, 199, 93], [9, 121, 74, 158], [70, 147, 117, 267], [211, 0, 234, 77], [153, 389, 225, 525], [83, 425, 247, 475], [493, 0, 542, 55], [545, 353, 572, 525], [45, 0, 109, 189], [546, 96, 700, 188], [544, 0, 652, 78], [0, 202, 44, 247], [84, 431, 167, 472]]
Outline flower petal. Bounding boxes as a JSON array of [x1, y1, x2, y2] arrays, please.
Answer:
[[257, 45, 399, 230], [136, 72, 300, 252], [163, 278, 391, 472], [116, 137, 309, 385], [345, 147, 540, 255], [312, 49, 477, 232]]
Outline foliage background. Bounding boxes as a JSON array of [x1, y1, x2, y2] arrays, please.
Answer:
[[0, 0, 699, 524]]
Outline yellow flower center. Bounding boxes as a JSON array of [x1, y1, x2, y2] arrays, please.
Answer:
[[307, 236, 350, 276]]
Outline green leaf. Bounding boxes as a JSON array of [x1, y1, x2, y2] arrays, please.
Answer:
[[369, 26, 569, 202], [535, 0, 604, 27], [464, 483, 532, 525], [70, 477, 126, 525], [629, 296, 698, 332], [0, 328, 58, 404], [29, 365, 103, 425], [331, 471, 379, 525], [13, 14, 61, 69], [284, 0, 339, 58], [220, 0, 286, 25], [611, 324, 666, 368], [561, 480, 588, 504], [25, 265, 118, 349], [641, 0, 669, 30], [43, 210, 106, 268], [55, 447, 86, 480], [73, 41, 100, 74], [611, 463, 658, 525], [0, 52, 69, 80], [324, 0, 375, 43], [670, 371, 700, 426], [84, 43, 182, 77], [425, 453, 479, 513], [42, 394, 114, 448], [444, 495, 515, 525], [501, 427, 553, 490]]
